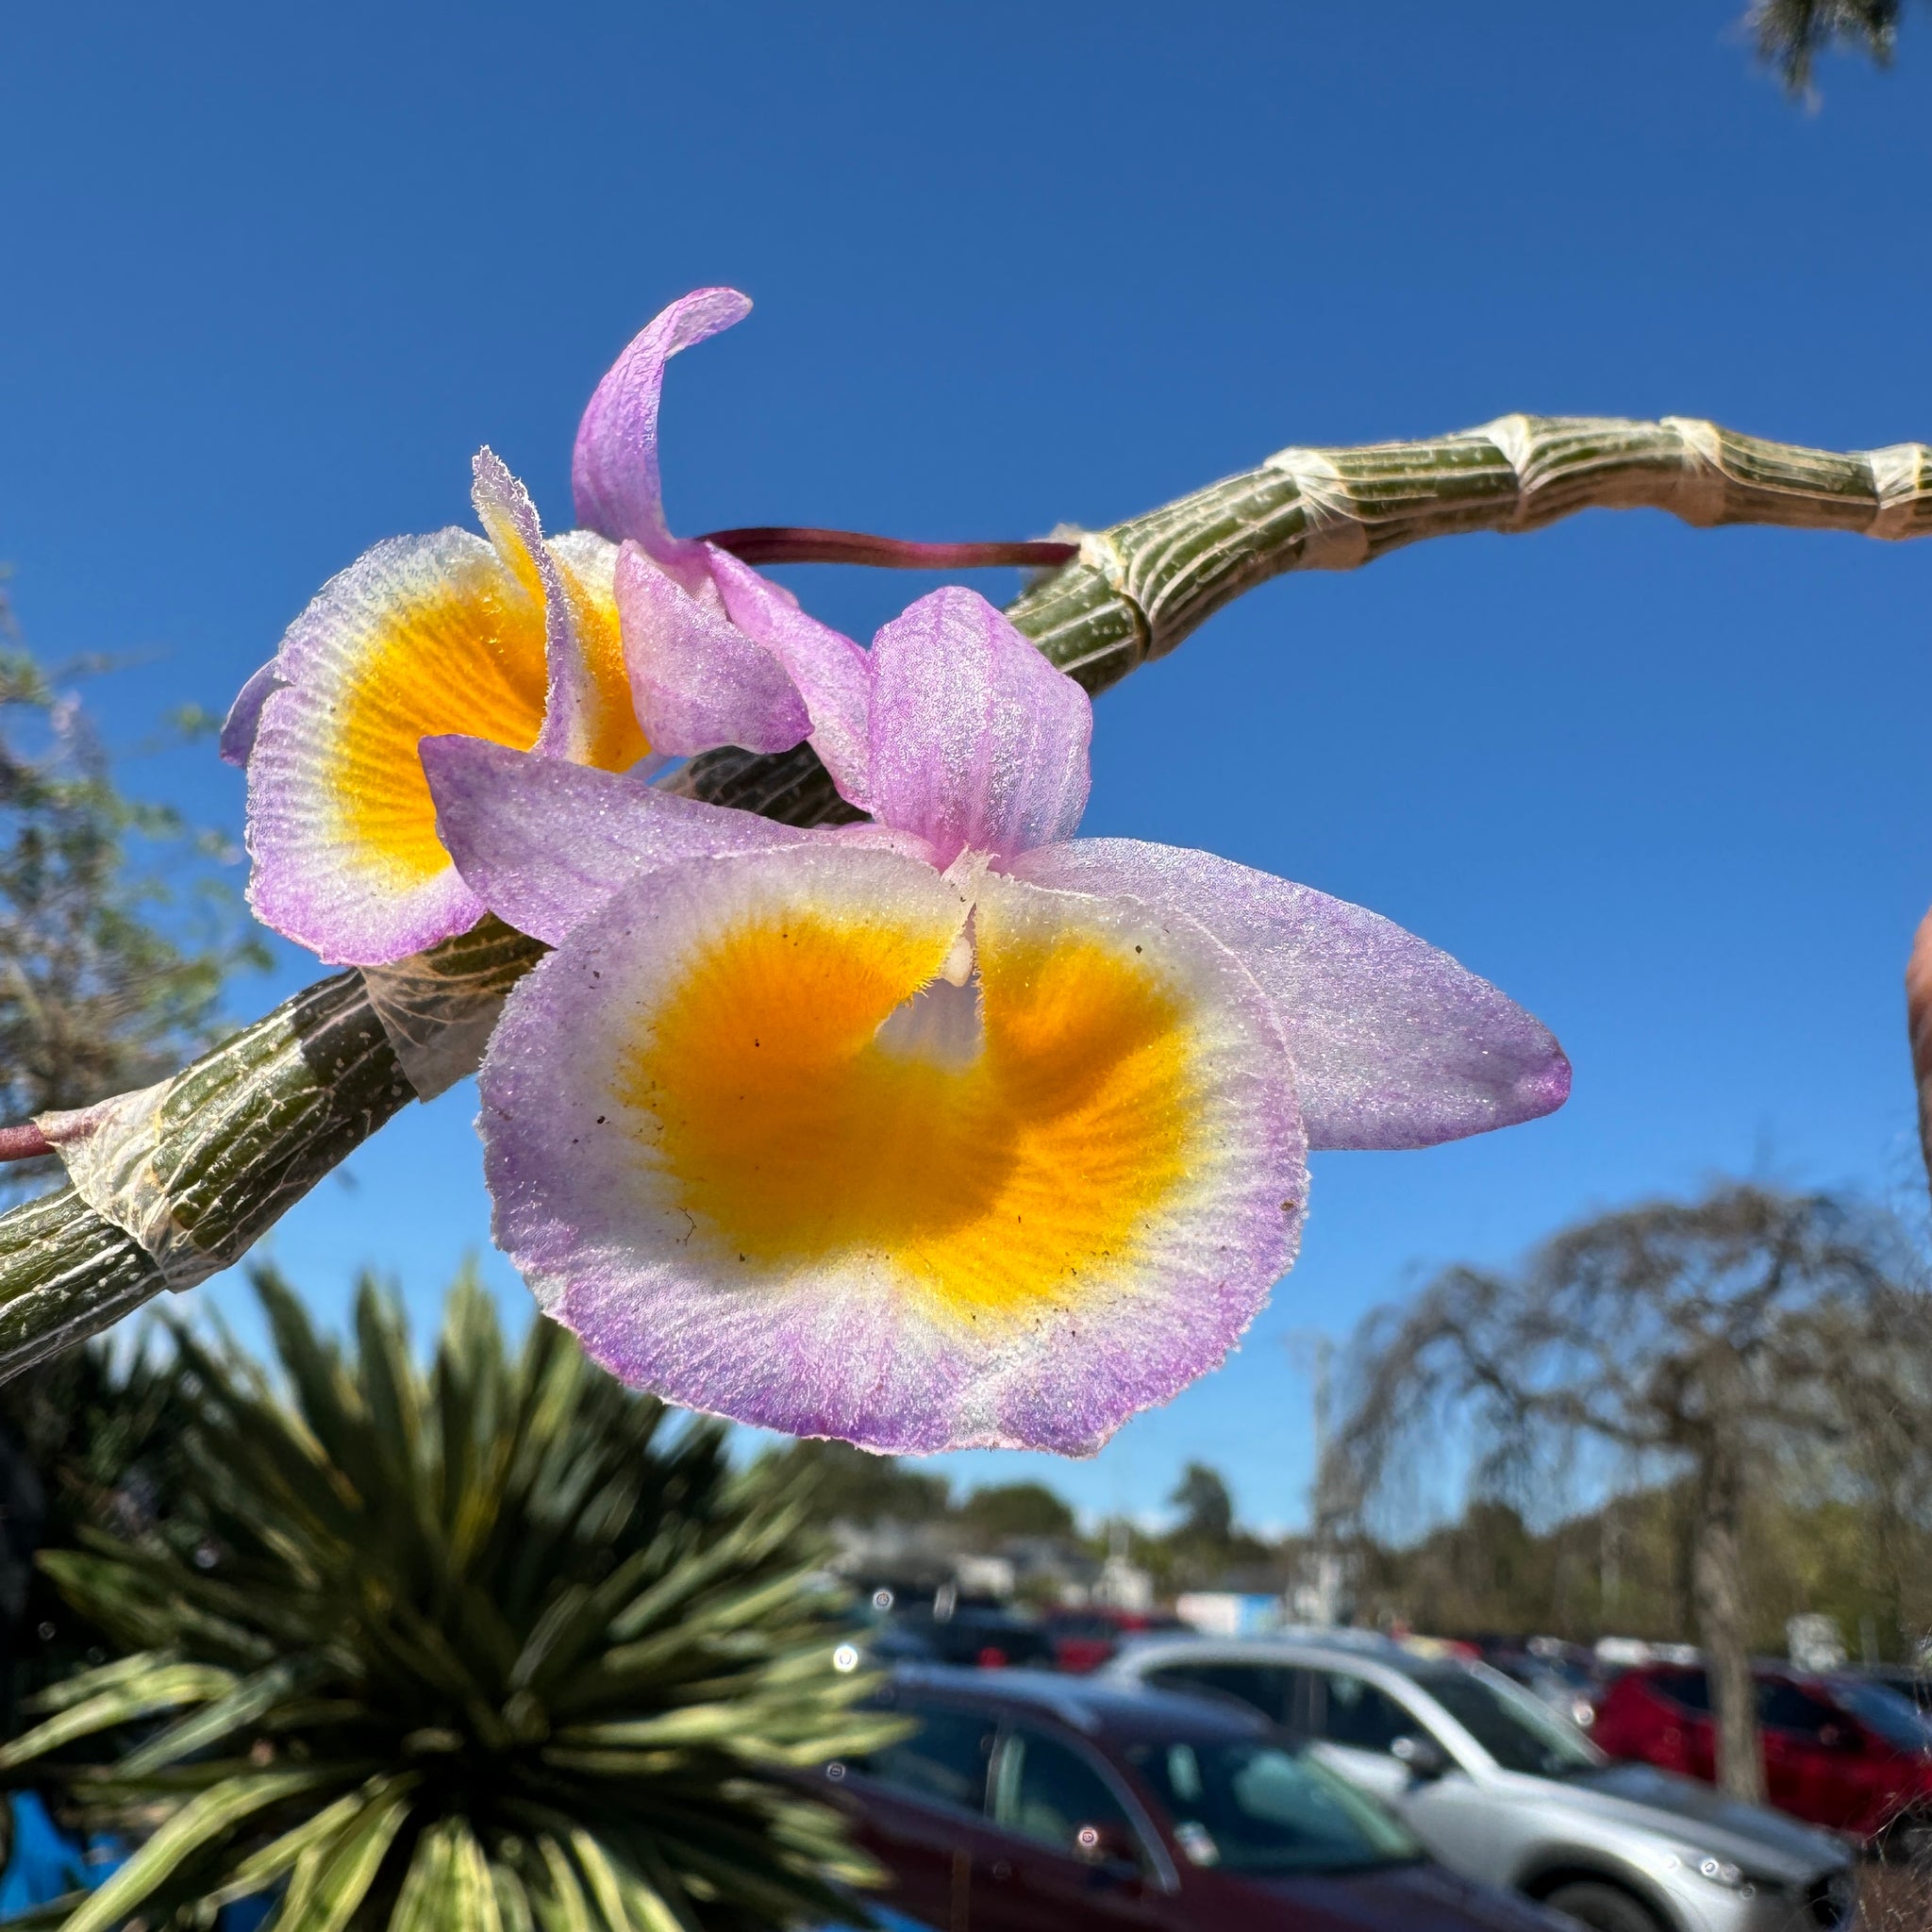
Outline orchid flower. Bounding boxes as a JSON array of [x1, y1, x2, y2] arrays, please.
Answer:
[[572, 286, 874, 775], [224, 285, 824, 966], [223, 450, 643, 964], [423, 587, 1570, 1457]]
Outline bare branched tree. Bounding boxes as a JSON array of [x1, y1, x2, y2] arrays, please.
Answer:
[[1324, 1184, 1926, 1802]]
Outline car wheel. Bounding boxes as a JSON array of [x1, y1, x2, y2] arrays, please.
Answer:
[[1541, 1880, 1666, 1932]]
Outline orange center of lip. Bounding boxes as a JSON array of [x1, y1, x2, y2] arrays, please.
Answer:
[[621, 895, 1197, 1320]]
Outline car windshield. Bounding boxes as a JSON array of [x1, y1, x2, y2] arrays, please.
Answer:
[[1412, 1666, 1603, 1777], [1124, 1737, 1422, 1875], [1830, 1679, 1932, 1755]]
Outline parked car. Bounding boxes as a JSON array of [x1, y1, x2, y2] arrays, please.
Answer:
[[1102, 1634, 1858, 1932], [850, 1602, 1059, 1674], [821, 1664, 1570, 1931], [1042, 1607, 1184, 1674], [1840, 1663, 1932, 1719], [1470, 1637, 1612, 1732], [1592, 1661, 1932, 1852]]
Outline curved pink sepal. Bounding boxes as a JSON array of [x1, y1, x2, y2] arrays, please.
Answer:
[[571, 288, 752, 587]]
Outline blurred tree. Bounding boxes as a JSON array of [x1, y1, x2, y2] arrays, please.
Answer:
[[1325, 1185, 1924, 1802], [1750, 0, 1905, 92], [1169, 1463, 1235, 1546], [957, 1483, 1075, 1547], [758, 1436, 951, 1526], [0, 1269, 895, 1932], [0, 580, 267, 1199]]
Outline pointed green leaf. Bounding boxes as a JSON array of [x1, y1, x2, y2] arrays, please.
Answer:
[[0, 1662, 236, 1769], [387, 1820, 458, 1932], [286, 1774, 416, 1932], [118, 1653, 328, 1774], [535, 1837, 594, 1932], [59, 1765, 342, 1932], [208, 1785, 369, 1903]]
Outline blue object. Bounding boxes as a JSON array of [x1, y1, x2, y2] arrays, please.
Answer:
[[0, 1791, 118, 1918]]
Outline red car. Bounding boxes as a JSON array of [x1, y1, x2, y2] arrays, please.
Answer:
[[822, 1665, 1572, 1931], [1592, 1661, 1932, 1849], [1042, 1608, 1183, 1675]]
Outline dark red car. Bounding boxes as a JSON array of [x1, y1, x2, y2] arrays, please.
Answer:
[[1592, 1661, 1932, 1849], [1043, 1609, 1184, 1675], [821, 1666, 1571, 1931]]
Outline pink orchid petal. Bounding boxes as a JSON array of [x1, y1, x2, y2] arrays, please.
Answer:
[[246, 529, 515, 963], [219, 659, 283, 768], [614, 541, 809, 758], [706, 544, 874, 808], [571, 287, 752, 591], [477, 848, 1304, 1455], [867, 587, 1091, 866], [422, 735, 821, 944], [470, 449, 600, 765], [1008, 839, 1572, 1151]]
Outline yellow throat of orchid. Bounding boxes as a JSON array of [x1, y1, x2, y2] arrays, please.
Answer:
[[622, 891, 1199, 1321], [337, 525, 642, 894]]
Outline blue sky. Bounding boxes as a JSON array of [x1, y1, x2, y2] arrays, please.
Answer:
[[3, 0, 1929, 1532]]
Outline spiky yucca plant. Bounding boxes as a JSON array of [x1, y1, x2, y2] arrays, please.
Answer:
[[0, 1270, 898, 1932]]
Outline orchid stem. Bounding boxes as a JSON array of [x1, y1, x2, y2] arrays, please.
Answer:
[[702, 528, 1078, 571], [0, 1125, 50, 1164], [0, 413, 1927, 1372]]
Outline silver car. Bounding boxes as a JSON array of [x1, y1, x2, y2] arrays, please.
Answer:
[[1102, 1634, 1858, 1932]]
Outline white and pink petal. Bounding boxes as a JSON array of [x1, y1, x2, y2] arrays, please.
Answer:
[[478, 847, 1304, 1455], [707, 545, 874, 807], [245, 528, 523, 963], [866, 587, 1091, 865], [1008, 839, 1571, 1151], [614, 541, 810, 758], [423, 736, 824, 945]]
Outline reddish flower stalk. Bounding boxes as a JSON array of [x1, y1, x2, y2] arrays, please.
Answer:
[[0, 1123, 52, 1164], [700, 527, 1078, 571]]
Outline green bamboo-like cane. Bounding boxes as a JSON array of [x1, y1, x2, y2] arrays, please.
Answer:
[[3, 412, 1926, 1374]]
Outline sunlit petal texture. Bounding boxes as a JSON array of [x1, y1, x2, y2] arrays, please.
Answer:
[[571, 287, 753, 583], [246, 503, 637, 964], [868, 588, 1091, 864], [614, 541, 808, 757], [480, 847, 1304, 1454], [707, 546, 874, 805], [1010, 838, 1572, 1150], [422, 736, 824, 945]]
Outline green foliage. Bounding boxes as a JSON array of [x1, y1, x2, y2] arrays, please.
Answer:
[[0, 1334, 198, 1730], [1749, 0, 1903, 92], [756, 1438, 951, 1527], [955, 1485, 1074, 1547], [1167, 1464, 1234, 1547], [1, 1270, 899, 1932], [0, 583, 267, 1196], [1347, 1476, 1932, 1660]]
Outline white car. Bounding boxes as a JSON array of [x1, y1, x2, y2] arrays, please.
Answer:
[[1102, 1633, 1858, 1932]]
